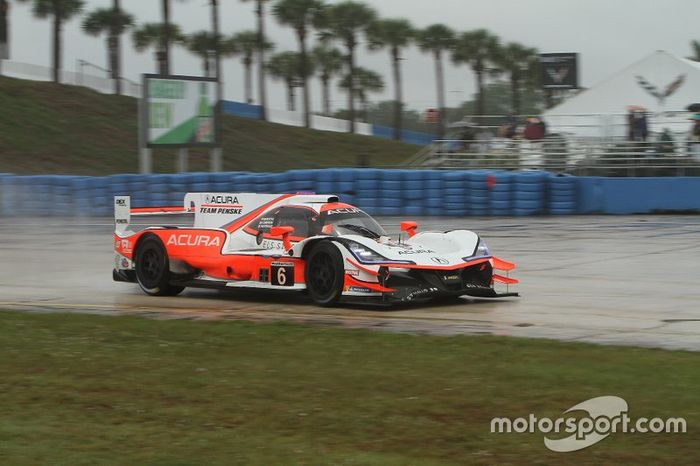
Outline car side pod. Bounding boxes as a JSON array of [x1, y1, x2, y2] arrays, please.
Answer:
[[400, 221, 418, 238], [270, 226, 295, 251]]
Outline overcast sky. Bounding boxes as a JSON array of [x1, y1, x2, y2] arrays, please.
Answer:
[[7, 0, 700, 112]]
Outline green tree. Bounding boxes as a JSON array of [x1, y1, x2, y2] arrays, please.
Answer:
[[273, 0, 325, 127], [417, 24, 455, 138], [159, 0, 190, 75], [186, 31, 219, 76], [493, 42, 539, 115], [241, 0, 271, 120], [267, 51, 314, 112], [452, 29, 500, 118], [132, 23, 184, 74], [339, 66, 384, 122], [367, 18, 414, 140], [229, 30, 274, 104], [312, 44, 343, 115], [318, 1, 376, 132], [82, 0, 134, 95], [18, 0, 84, 83]]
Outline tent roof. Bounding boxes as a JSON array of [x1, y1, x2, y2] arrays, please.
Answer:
[[544, 50, 700, 116]]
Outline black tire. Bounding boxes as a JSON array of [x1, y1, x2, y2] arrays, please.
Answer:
[[305, 241, 344, 306], [134, 235, 184, 297]]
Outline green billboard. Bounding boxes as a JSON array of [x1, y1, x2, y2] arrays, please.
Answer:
[[142, 74, 219, 148]]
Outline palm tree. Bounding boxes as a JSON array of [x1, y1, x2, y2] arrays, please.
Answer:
[[688, 40, 700, 62], [229, 30, 274, 104], [318, 1, 376, 133], [132, 23, 184, 74], [339, 66, 384, 121], [312, 44, 343, 115], [273, 0, 325, 128], [241, 0, 271, 120], [82, 1, 134, 95], [186, 31, 219, 76], [417, 24, 455, 138], [267, 51, 314, 112], [367, 18, 414, 140], [158, 0, 190, 75], [18, 0, 84, 83], [493, 42, 538, 115], [452, 29, 500, 118]]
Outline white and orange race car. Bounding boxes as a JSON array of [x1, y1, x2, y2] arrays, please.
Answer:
[[113, 193, 518, 306]]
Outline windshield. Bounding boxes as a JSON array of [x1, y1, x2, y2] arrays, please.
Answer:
[[317, 207, 387, 239]]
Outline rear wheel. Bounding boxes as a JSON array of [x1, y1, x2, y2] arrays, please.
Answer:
[[134, 235, 184, 296], [305, 241, 344, 306]]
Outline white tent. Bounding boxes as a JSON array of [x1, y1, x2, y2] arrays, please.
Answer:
[[544, 51, 700, 139]]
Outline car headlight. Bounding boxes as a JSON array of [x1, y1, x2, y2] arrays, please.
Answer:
[[466, 239, 490, 260], [347, 241, 388, 263]]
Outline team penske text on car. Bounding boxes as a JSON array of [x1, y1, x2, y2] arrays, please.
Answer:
[[113, 193, 519, 305]]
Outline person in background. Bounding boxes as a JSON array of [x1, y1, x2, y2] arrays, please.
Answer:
[[656, 128, 675, 156], [632, 111, 649, 142], [688, 114, 700, 161], [523, 117, 545, 141]]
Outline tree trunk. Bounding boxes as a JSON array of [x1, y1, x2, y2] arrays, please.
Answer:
[[244, 58, 252, 104], [203, 57, 210, 77], [511, 75, 520, 115], [475, 67, 485, 118], [435, 51, 446, 139], [161, 0, 170, 75], [321, 75, 330, 116], [51, 15, 61, 83], [287, 82, 296, 112], [256, 0, 267, 121], [391, 47, 402, 140], [347, 43, 355, 133], [113, 0, 122, 95], [298, 28, 310, 128]]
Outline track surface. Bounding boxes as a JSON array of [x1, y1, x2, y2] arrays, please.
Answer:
[[1, 216, 699, 351]]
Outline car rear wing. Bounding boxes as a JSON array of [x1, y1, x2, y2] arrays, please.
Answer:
[[114, 196, 194, 234]]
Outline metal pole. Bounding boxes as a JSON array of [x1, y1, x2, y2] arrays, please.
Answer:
[[177, 148, 188, 173], [140, 148, 152, 174], [137, 76, 152, 174], [211, 0, 223, 173]]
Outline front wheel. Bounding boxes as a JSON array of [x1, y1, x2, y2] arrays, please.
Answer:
[[305, 241, 344, 306], [134, 235, 184, 297]]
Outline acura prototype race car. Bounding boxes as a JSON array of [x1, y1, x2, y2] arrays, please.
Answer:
[[113, 193, 518, 306]]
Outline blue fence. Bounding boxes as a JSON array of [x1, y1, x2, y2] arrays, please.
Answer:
[[1, 170, 699, 217]]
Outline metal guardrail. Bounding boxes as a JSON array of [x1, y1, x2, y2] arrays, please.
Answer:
[[416, 138, 700, 176]]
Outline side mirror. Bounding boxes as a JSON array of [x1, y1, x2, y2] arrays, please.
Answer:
[[270, 226, 295, 251], [400, 221, 418, 238]]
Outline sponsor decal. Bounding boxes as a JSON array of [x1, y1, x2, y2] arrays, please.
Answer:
[[398, 248, 435, 255], [205, 194, 239, 205], [115, 199, 127, 206], [167, 234, 221, 247], [346, 268, 360, 276], [406, 287, 439, 301], [260, 239, 285, 250], [431, 257, 449, 264], [116, 219, 128, 224], [347, 286, 372, 293], [200, 207, 242, 215], [327, 207, 360, 215]]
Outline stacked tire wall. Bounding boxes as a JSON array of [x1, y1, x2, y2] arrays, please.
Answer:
[[3, 169, 700, 217]]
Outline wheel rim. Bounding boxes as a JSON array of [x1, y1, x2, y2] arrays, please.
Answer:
[[310, 252, 334, 295], [141, 248, 162, 282]]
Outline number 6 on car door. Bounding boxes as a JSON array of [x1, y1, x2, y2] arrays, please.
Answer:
[[271, 262, 294, 286]]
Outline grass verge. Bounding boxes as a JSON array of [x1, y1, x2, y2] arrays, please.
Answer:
[[0, 311, 697, 465], [0, 77, 417, 175]]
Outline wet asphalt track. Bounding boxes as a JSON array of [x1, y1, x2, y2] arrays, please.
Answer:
[[1, 215, 699, 351]]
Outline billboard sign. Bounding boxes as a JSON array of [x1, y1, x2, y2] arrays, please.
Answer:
[[142, 74, 219, 148], [539, 53, 579, 89]]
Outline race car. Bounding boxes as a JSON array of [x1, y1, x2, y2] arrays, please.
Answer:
[[113, 193, 518, 306]]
